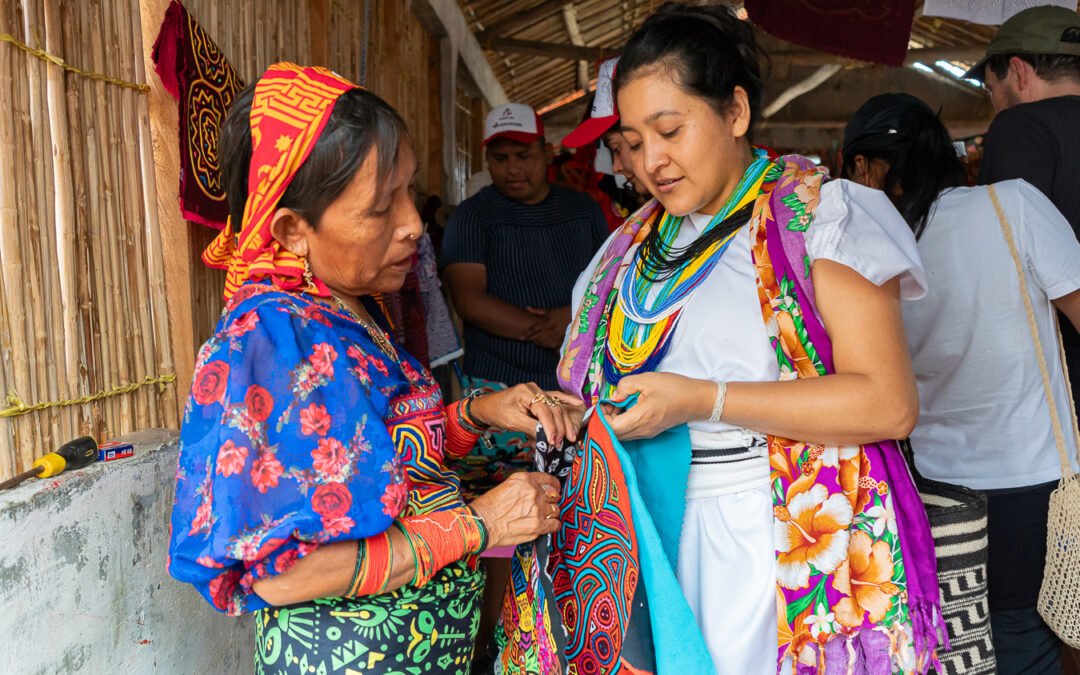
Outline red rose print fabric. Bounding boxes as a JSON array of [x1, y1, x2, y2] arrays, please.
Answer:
[[169, 282, 463, 615]]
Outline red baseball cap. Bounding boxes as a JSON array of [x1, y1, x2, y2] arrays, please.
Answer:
[[483, 103, 545, 146], [562, 57, 620, 149]]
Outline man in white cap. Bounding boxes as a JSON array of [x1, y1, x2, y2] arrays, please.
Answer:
[[442, 100, 606, 408]]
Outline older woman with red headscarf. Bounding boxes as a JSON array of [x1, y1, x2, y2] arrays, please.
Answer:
[[167, 64, 582, 674]]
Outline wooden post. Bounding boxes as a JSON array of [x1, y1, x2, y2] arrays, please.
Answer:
[[763, 65, 843, 119], [560, 4, 589, 92], [310, 0, 330, 66], [426, 31, 444, 197], [470, 96, 484, 175], [44, 0, 87, 439], [138, 0, 194, 421], [439, 37, 460, 202]]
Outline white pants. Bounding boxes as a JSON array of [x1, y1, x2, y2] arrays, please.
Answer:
[[676, 481, 777, 675]]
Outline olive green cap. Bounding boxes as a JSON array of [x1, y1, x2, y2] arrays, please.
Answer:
[[964, 6, 1080, 81]]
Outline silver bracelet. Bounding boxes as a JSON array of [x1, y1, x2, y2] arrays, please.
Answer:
[[708, 381, 727, 422]]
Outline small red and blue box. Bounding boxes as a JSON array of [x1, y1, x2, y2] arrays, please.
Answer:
[[98, 441, 135, 462]]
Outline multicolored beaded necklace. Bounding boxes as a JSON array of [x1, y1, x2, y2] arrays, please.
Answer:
[[602, 149, 772, 387]]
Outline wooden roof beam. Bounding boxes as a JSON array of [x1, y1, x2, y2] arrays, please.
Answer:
[[411, 0, 508, 106], [482, 36, 611, 61], [476, 1, 562, 41], [772, 45, 988, 66], [480, 40, 987, 66]]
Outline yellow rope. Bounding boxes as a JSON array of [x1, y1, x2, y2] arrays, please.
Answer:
[[0, 374, 176, 418], [0, 32, 150, 93]]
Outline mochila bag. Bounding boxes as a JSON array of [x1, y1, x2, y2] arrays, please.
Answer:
[[989, 183, 1080, 649], [900, 439, 996, 675]]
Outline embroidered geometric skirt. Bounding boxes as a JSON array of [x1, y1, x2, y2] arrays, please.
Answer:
[[255, 562, 484, 674]]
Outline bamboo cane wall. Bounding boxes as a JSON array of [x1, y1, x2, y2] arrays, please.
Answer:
[[182, 0, 444, 347], [181, 0, 315, 348], [0, 0, 178, 479], [0, 0, 444, 480]]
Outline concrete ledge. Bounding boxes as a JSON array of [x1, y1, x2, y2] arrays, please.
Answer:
[[0, 429, 252, 674]]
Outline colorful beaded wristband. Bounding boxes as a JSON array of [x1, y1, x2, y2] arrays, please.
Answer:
[[465, 505, 489, 553], [345, 539, 366, 597], [457, 392, 488, 435]]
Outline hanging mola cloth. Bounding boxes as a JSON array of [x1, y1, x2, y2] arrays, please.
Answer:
[[152, 0, 245, 229]]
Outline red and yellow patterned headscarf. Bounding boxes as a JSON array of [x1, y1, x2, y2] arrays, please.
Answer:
[[203, 63, 358, 300]]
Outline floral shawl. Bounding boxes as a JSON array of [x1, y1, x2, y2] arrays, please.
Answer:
[[168, 282, 465, 615], [555, 155, 944, 673]]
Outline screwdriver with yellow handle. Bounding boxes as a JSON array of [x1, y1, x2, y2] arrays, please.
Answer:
[[0, 436, 98, 491]]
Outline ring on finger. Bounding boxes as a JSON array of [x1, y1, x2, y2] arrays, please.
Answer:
[[529, 392, 547, 407]]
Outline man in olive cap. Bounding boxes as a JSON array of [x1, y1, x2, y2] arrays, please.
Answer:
[[968, 6, 1080, 229], [966, 9, 1080, 673]]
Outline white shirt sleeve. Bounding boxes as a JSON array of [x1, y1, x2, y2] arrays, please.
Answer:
[[1009, 179, 1080, 300], [805, 179, 928, 301]]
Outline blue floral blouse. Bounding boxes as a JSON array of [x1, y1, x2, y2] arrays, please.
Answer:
[[168, 282, 465, 615]]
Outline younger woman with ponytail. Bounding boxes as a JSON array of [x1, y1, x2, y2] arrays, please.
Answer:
[[529, 4, 946, 674]]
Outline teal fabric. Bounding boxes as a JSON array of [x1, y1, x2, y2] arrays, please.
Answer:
[[622, 424, 691, 571], [596, 398, 715, 673]]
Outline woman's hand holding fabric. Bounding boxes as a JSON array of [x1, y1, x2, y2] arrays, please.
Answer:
[[605, 372, 716, 441], [469, 383, 584, 446], [468, 471, 562, 548]]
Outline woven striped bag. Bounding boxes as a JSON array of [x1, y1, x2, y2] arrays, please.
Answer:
[[901, 440, 996, 675], [990, 184, 1080, 649]]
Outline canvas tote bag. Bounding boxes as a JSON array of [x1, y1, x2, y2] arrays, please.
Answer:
[[989, 183, 1080, 649]]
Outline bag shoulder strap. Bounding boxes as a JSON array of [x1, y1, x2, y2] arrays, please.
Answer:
[[988, 183, 1080, 478]]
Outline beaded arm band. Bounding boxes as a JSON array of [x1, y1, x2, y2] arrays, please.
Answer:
[[458, 391, 487, 434], [346, 530, 394, 597], [396, 506, 488, 588], [345, 506, 489, 597]]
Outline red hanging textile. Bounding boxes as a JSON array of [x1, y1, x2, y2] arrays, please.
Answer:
[[744, 0, 917, 67], [152, 0, 245, 229]]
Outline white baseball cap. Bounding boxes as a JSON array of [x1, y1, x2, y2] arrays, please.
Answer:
[[562, 57, 620, 149], [483, 103, 545, 146]]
